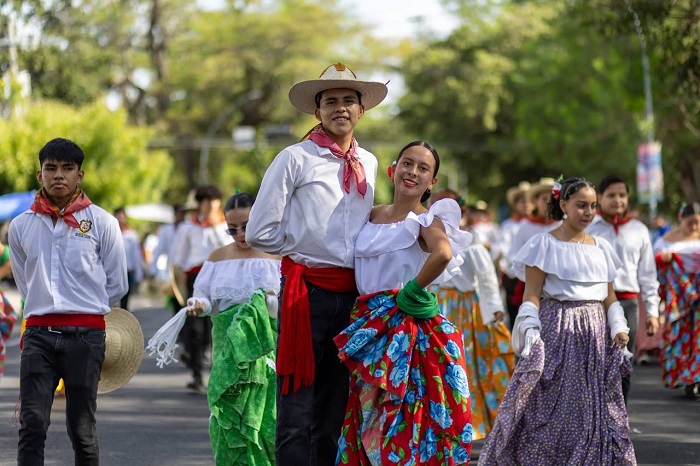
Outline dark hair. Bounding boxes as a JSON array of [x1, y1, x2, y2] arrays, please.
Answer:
[[679, 202, 700, 219], [39, 138, 85, 168], [194, 185, 223, 203], [598, 175, 629, 195], [548, 176, 595, 221], [315, 90, 362, 109], [394, 141, 440, 203], [113, 207, 126, 216], [224, 192, 255, 212]]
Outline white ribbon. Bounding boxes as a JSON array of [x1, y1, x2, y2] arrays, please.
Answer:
[[145, 308, 189, 368]]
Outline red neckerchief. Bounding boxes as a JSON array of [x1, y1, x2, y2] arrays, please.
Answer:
[[192, 215, 214, 228], [30, 188, 92, 228], [527, 216, 556, 225], [600, 211, 633, 235], [307, 124, 367, 197], [510, 214, 525, 221]]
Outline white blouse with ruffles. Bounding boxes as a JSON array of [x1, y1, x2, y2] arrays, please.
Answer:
[[354, 199, 473, 296], [504, 219, 561, 278], [512, 233, 621, 302], [653, 237, 700, 273], [192, 258, 281, 314]]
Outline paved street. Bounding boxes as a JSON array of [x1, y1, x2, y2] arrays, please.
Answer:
[[0, 286, 699, 465]]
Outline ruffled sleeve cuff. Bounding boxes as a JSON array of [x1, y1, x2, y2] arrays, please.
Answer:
[[406, 199, 473, 283]]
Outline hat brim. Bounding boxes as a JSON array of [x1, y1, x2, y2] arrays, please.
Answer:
[[98, 308, 144, 394], [506, 188, 528, 207], [529, 185, 554, 201], [288, 79, 388, 114]]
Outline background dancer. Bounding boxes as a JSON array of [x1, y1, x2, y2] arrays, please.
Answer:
[[653, 202, 700, 399], [587, 174, 660, 403]]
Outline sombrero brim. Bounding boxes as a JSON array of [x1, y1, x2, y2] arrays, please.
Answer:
[[98, 308, 144, 394], [506, 188, 528, 207], [288, 79, 388, 114], [529, 184, 554, 200]]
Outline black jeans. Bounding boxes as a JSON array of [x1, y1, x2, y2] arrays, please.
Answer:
[[180, 271, 210, 382], [275, 280, 357, 466], [18, 326, 105, 466], [119, 270, 137, 311], [619, 298, 639, 404]]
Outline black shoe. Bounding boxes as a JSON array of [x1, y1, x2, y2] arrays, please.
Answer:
[[186, 377, 203, 392]]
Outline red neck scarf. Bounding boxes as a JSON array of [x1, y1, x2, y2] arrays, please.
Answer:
[[527, 216, 556, 225], [192, 216, 213, 228], [307, 124, 367, 197], [600, 212, 633, 235], [30, 188, 92, 228]]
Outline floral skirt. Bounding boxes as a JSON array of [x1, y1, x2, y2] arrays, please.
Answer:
[[334, 290, 472, 466], [0, 291, 17, 379], [207, 291, 276, 466], [479, 299, 636, 465], [435, 288, 514, 440]]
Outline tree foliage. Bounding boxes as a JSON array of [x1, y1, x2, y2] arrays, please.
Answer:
[[0, 100, 172, 211]]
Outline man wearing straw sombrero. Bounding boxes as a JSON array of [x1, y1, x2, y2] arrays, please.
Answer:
[[246, 63, 388, 465], [9, 138, 129, 466]]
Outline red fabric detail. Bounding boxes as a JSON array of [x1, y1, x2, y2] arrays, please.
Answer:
[[308, 124, 367, 197], [192, 216, 213, 227], [387, 165, 393, 179], [656, 252, 683, 269], [186, 264, 203, 278], [510, 279, 525, 308], [29, 189, 93, 228], [526, 216, 556, 225], [278, 256, 357, 394], [26, 313, 105, 329], [616, 291, 638, 300]]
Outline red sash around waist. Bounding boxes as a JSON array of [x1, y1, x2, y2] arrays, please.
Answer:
[[278, 256, 357, 395], [26, 313, 105, 329]]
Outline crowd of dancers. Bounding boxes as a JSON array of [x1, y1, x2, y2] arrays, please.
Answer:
[[1, 62, 698, 465]]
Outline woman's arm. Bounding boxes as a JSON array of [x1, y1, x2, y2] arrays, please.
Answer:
[[522, 265, 546, 308], [414, 219, 452, 288], [603, 282, 617, 310]]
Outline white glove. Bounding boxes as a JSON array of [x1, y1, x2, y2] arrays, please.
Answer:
[[607, 301, 630, 342], [266, 295, 279, 319], [521, 328, 540, 358], [511, 301, 542, 357]]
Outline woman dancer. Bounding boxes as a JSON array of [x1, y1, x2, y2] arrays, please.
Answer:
[[431, 190, 515, 440], [480, 176, 636, 465], [186, 192, 281, 465], [653, 202, 700, 399], [334, 141, 473, 465]]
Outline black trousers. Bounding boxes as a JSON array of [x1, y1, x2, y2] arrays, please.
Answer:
[[18, 326, 105, 466], [275, 280, 357, 466], [180, 271, 211, 381], [618, 298, 639, 404]]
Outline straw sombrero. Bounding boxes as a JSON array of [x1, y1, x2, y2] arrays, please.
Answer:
[[98, 308, 144, 394], [529, 177, 556, 201], [288, 63, 388, 114], [506, 181, 532, 207]]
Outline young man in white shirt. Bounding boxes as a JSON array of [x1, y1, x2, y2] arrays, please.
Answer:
[[9, 138, 128, 466], [587, 174, 661, 402], [246, 63, 387, 465]]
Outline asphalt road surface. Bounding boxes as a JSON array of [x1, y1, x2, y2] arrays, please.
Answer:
[[0, 287, 698, 465]]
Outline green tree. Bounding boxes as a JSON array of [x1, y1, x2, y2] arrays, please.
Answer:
[[0, 100, 172, 210]]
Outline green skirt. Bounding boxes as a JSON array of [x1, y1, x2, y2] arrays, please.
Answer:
[[208, 290, 277, 465]]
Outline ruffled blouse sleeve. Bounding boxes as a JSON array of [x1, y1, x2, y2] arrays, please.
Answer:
[[513, 233, 620, 283], [192, 260, 215, 301], [407, 199, 473, 283]]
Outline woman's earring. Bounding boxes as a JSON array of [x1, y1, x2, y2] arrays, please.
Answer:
[[563, 213, 568, 220]]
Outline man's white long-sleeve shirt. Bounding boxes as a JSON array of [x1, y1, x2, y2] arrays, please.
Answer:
[[170, 220, 231, 272], [8, 204, 128, 318], [246, 140, 377, 268], [587, 215, 661, 317]]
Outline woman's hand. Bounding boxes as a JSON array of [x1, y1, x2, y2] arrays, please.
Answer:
[[646, 316, 660, 336], [614, 332, 630, 348], [186, 300, 207, 316], [492, 311, 505, 323]]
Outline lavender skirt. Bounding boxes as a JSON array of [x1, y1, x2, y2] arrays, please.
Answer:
[[479, 299, 636, 465]]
